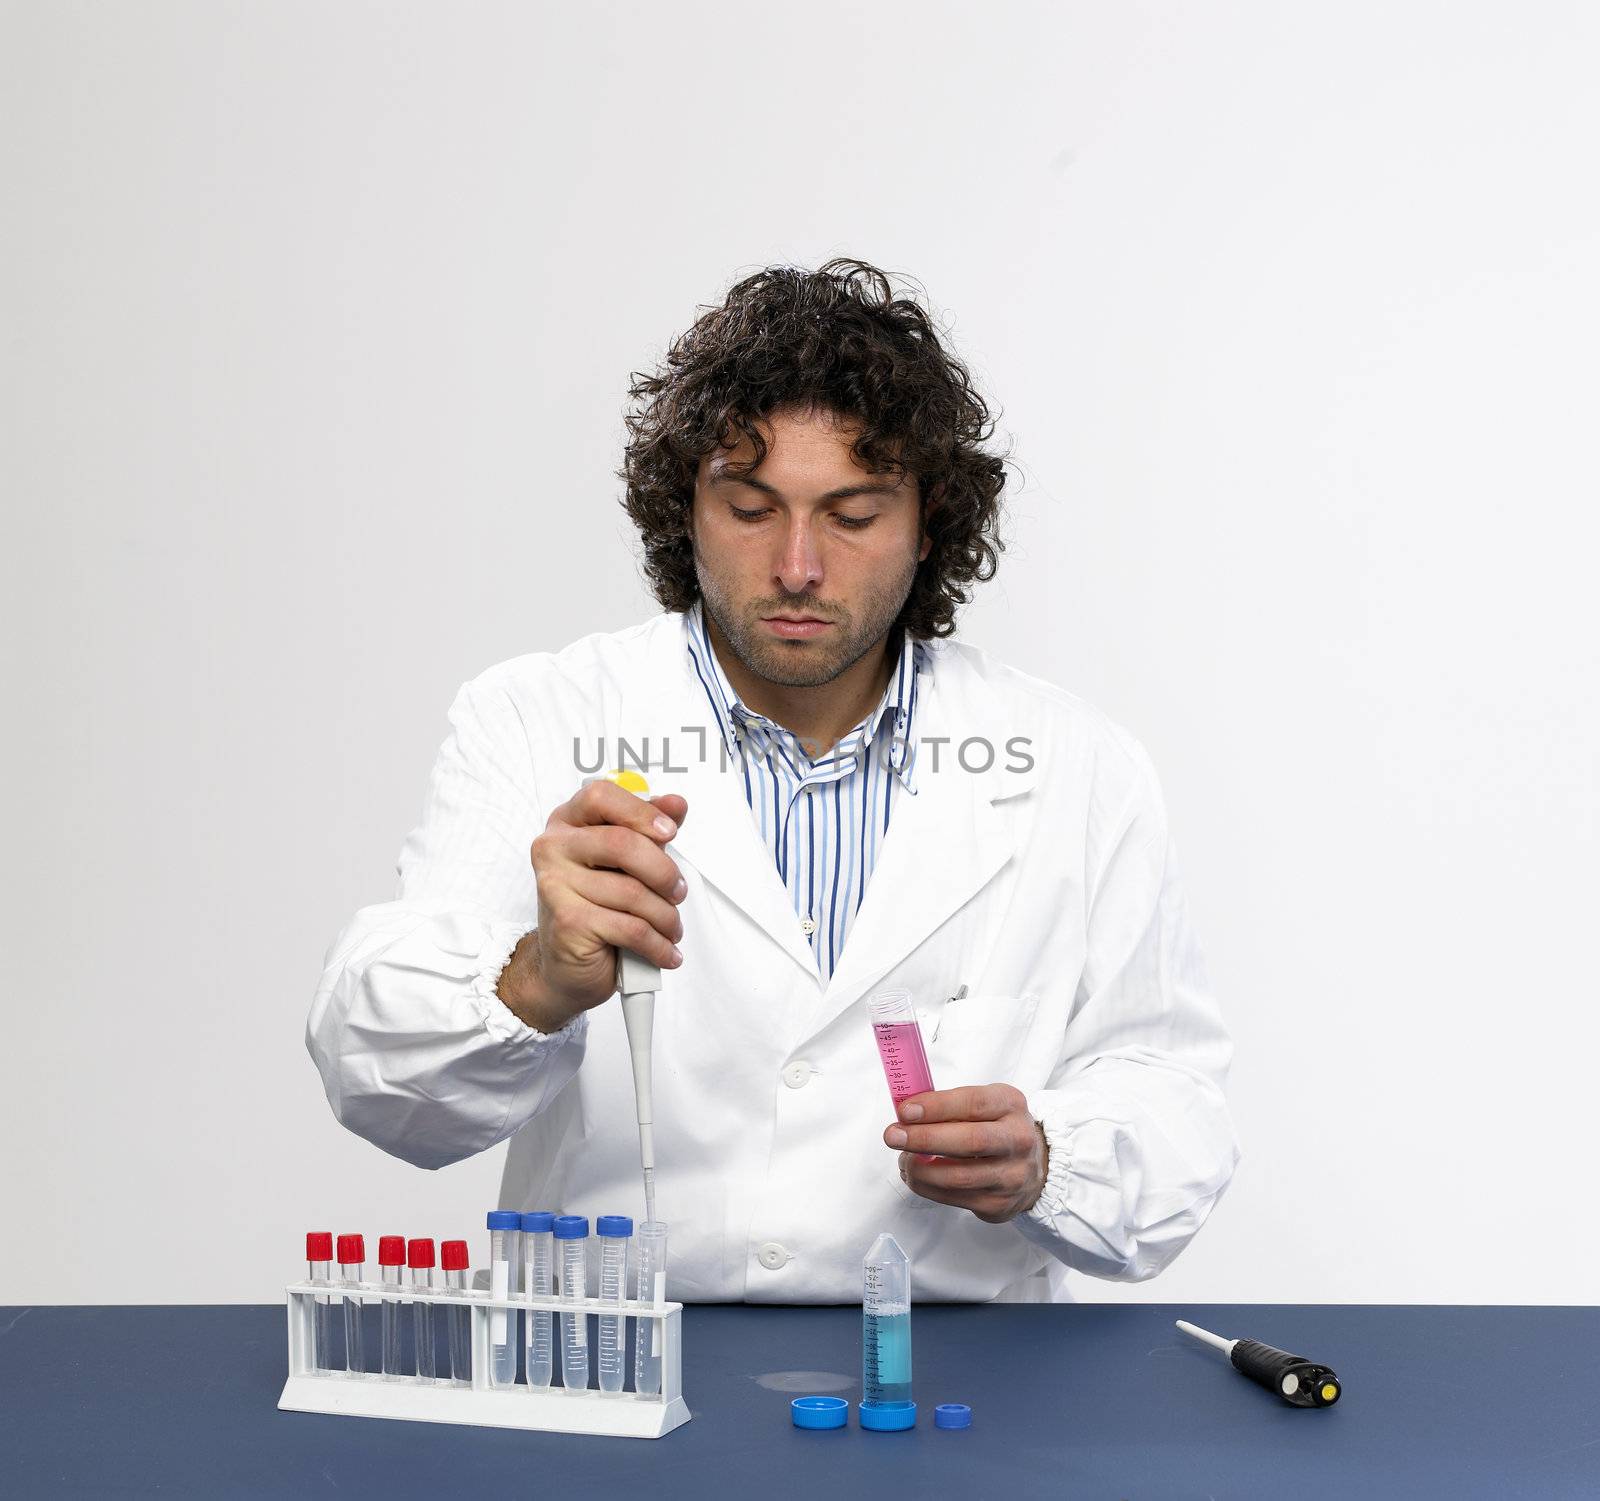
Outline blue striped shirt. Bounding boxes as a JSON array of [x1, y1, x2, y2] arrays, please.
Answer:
[[685, 598, 926, 983]]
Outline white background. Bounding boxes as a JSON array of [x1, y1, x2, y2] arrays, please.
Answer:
[[4, 0, 1596, 1306]]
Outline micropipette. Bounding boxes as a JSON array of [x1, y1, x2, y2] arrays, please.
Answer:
[[1176, 1319, 1342, 1408], [601, 768, 665, 1226]]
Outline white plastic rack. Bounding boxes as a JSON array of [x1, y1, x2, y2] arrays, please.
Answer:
[[278, 1278, 691, 1439]]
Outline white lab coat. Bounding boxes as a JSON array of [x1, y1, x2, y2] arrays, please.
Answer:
[[307, 608, 1239, 1302]]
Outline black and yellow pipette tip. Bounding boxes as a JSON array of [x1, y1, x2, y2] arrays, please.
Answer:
[[1176, 1319, 1341, 1408]]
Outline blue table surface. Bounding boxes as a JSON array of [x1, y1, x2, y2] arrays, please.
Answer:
[[1, 1303, 1596, 1499]]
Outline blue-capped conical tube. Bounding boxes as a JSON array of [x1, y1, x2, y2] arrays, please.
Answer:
[[862, 1232, 913, 1408], [555, 1216, 590, 1391], [521, 1212, 555, 1390], [633, 1221, 669, 1396], [486, 1211, 521, 1387], [596, 1216, 633, 1394]]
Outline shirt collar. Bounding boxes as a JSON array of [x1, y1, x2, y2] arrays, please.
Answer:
[[684, 597, 924, 792]]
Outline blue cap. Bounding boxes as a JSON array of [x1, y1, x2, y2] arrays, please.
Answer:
[[859, 1400, 917, 1431], [553, 1215, 589, 1240], [486, 1211, 520, 1231], [934, 1403, 972, 1429], [791, 1396, 848, 1430], [596, 1215, 634, 1238], [520, 1211, 555, 1233]]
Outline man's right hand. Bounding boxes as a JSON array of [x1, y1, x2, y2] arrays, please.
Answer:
[[496, 780, 689, 1035]]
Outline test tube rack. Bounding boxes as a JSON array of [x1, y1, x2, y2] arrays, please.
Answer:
[[278, 1278, 691, 1439]]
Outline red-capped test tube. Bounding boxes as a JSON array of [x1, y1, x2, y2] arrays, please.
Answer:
[[408, 1238, 438, 1381], [377, 1236, 405, 1379], [441, 1239, 472, 1385], [336, 1235, 365, 1376], [306, 1233, 336, 1371]]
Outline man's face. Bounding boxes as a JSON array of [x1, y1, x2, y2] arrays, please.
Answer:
[[690, 405, 933, 689]]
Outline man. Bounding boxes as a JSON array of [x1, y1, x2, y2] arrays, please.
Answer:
[[307, 258, 1239, 1302]]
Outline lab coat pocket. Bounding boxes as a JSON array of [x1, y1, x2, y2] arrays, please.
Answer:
[[927, 991, 1041, 1088]]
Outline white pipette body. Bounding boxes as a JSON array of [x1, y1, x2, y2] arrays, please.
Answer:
[[1176, 1318, 1238, 1358], [617, 946, 660, 1226]]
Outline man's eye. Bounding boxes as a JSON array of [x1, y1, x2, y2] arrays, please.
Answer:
[[731, 506, 770, 522], [836, 515, 877, 530]]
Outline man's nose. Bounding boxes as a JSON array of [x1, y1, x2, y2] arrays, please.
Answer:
[[775, 517, 824, 595]]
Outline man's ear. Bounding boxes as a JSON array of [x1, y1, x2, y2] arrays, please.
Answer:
[[918, 481, 945, 561]]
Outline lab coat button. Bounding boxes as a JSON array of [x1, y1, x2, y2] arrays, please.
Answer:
[[799, 916, 817, 935], [782, 1062, 812, 1089], [757, 1242, 790, 1270]]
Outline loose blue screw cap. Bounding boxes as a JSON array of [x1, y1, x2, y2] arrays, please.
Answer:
[[553, 1215, 589, 1239], [792, 1396, 848, 1430]]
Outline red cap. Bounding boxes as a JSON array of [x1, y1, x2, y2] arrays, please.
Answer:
[[377, 1235, 406, 1266], [440, 1239, 469, 1272], [407, 1237, 436, 1270], [305, 1231, 333, 1262], [336, 1234, 365, 1265]]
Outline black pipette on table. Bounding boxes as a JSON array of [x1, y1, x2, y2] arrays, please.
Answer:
[[1176, 1319, 1342, 1408]]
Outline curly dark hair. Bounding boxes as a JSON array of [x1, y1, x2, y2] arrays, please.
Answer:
[[617, 257, 1013, 639]]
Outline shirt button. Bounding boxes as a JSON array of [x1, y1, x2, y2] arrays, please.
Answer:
[[799, 916, 817, 935], [757, 1242, 790, 1271], [782, 1061, 813, 1089]]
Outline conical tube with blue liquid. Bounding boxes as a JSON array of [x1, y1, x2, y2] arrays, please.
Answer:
[[862, 1232, 913, 1413]]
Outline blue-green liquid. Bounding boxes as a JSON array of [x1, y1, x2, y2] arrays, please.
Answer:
[[863, 1309, 912, 1405]]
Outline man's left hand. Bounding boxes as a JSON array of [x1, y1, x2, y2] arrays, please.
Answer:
[[883, 1083, 1049, 1224]]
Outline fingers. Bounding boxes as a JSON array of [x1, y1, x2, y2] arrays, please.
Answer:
[[900, 1150, 1034, 1195], [567, 866, 684, 947], [537, 781, 688, 904], [897, 1153, 1032, 1225], [567, 778, 682, 841], [530, 781, 693, 980], [883, 1115, 1027, 1160], [566, 892, 683, 971], [882, 1084, 1032, 1159], [896, 1083, 1024, 1125], [649, 793, 689, 828], [567, 822, 686, 903], [885, 1083, 1048, 1226]]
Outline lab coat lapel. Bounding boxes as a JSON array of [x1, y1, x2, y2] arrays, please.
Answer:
[[799, 643, 1035, 1039], [618, 611, 822, 986]]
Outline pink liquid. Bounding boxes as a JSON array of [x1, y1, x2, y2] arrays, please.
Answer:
[[874, 1019, 938, 1165], [873, 1020, 936, 1103]]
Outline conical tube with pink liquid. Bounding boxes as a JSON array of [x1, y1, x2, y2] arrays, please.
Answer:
[[869, 989, 939, 1163]]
